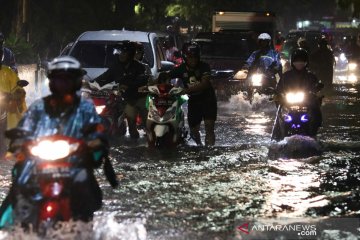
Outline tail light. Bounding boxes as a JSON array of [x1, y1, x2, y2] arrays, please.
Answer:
[[40, 201, 60, 220]]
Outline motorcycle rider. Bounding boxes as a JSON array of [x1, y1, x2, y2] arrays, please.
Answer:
[[274, 48, 323, 139], [0, 46, 26, 157], [164, 35, 179, 63], [242, 32, 282, 87], [94, 40, 150, 139], [310, 36, 335, 90], [0, 56, 109, 226], [0, 32, 18, 73], [157, 42, 217, 146]]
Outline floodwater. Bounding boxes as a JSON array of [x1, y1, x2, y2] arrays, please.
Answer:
[[0, 66, 359, 239]]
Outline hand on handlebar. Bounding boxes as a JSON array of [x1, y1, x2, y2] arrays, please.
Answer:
[[118, 85, 128, 91], [138, 85, 149, 93]]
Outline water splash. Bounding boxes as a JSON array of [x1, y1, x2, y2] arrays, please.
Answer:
[[268, 135, 323, 159], [219, 91, 275, 113], [0, 214, 147, 240]]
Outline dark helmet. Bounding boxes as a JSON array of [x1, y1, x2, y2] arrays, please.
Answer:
[[318, 36, 328, 47], [113, 40, 136, 57], [47, 56, 86, 92], [182, 42, 200, 59], [134, 41, 144, 54], [290, 48, 309, 66]]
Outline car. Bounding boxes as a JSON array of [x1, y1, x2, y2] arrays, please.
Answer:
[[66, 30, 174, 82], [192, 31, 256, 100]]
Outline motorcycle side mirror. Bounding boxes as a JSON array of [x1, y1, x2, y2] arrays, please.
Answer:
[[169, 87, 183, 95], [17, 80, 29, 87], [160, 60, 175, 72], [5, 128, 32, 140]]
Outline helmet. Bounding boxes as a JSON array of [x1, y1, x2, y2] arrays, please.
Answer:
[[181, 42, 200, 59], [318, 36, 328, 47], [47, 56, 85, 92], [290, 48, 309, 66], [113, 40, 136, 57], [258, 33, 271, 40], [134, 42, 144, 52]]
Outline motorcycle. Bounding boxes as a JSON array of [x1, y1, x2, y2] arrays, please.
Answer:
[[82, 81, 126, 138], [2, 125, 118, 233], [144, 82, 187, 148], [244, 68, 278, 104], [271, 89, 323, 141]]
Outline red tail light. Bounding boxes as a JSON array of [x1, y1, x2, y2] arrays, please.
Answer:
[[40, 201, 60, 220]]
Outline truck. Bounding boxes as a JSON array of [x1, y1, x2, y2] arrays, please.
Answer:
[[212, 11, 277, 37]]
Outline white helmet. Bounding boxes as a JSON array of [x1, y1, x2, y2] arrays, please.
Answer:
[[258, 33, 271, 40], [47, 56, 85, 79]]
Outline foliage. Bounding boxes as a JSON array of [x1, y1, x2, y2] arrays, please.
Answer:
[[4, 33, 35, 64], [0, 0, 346, 63]]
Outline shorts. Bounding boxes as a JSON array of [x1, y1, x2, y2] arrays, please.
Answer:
[[187, 99, 217, 128]]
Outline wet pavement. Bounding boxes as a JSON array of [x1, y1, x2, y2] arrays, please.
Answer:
[[0, 66, 359, 239]]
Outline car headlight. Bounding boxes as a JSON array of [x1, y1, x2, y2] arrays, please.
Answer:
[[30, 140, 79, 161], [285, 92, 305, 104], [348, 62, 357, 71], [339, 53, 347, 62], [251, 74, 263, 87]]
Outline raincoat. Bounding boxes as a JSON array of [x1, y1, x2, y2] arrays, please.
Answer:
[[0, 95, 106, 228], [0, 65, 26, 129], [243, 48, 282, 76]]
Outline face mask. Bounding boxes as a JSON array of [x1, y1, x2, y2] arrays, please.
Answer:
[[293, 61, 307, 70]]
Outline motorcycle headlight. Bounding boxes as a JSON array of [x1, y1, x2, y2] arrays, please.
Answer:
[[348, 62, 357, 71], [251, 74, 263, 87], [30, 140, 78, 161], [285, 92, 305, 104], [95, 105, 106, 114]]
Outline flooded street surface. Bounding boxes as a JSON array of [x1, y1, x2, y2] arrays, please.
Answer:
[[100, 85, 360, 239], [0, 67, 359, 239]]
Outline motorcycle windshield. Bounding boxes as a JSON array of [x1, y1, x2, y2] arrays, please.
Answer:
[[16, 98, 102, 140]]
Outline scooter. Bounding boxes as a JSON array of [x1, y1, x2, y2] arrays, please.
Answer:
[[271, 90, 323, 141], [244, 69, 277, 104], [1, 126, 118, 233], [145, 82, 187, 148], [82, 81, 126, 138]]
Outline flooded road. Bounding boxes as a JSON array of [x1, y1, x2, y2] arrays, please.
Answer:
[[99, 84, 360, 239], [0, 66, 359, 239]]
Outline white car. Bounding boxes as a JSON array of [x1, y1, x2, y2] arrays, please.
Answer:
[[67, 30, 174, 83]]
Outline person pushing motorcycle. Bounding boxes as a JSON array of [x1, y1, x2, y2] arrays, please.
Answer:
[[157, 42, 217, 146], [0, 56, 110, 227], [94, 41, 150, 139]]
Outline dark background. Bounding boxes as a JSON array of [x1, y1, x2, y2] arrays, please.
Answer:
[[0, 0, 356, 62]]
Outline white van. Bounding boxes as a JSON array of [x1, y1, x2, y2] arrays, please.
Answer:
[[67, 30, 174, 81]]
